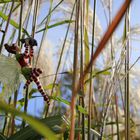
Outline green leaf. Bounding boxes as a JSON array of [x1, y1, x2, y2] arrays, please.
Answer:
[[77, 105, 88, 115], [85, 67, 111, 83], [0, 0, 19, 3], [0, 101, 57, 140], [43, 83, 59, 90], [51, 96, 88, 115], [8, 115, 66, 140], [0, 11, 30, 36], [51, 96, 70, 105], [36, 20, 75, 33], [84, 27, 90, 66]]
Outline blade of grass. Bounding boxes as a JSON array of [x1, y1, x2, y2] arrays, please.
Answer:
[[85, 67, 111, 83], [36, 20, 75, 33], [37, 0, 64, 27], [0, 10, 30, 36], [47, 1, 76, 117], [0, 101, 57, 140], [0, 0, 19, 3], [8, 115, 65, 140]]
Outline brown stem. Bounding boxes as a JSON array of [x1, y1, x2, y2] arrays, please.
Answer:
[[70, 0, 80, 139]]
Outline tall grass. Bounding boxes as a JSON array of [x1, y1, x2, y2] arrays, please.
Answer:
[[0, 0, 138, 140]]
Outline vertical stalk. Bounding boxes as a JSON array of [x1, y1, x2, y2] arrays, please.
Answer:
[[111, 102, 114, 139], [32, 0, 39, 37], [109, 0, 114, 61], [0, 0, 14, 53], [115, 92, 120, 140], [78, 0, 85, 139], [36, 0, 53, 117], [21, 0, 33, 48], [125, 7, 130, 140], [22, 87, 29, 128], [36, 0, 53, 66], [70, 0, 80, 139], [108, 5, 114, 137], [22, 0, 39, 125], [2, 97, 11, 135], [45, 1, 76, 117], [18, 0, 23, 46], [88, 0, 96, 140], [9, 90, 18, 136]]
